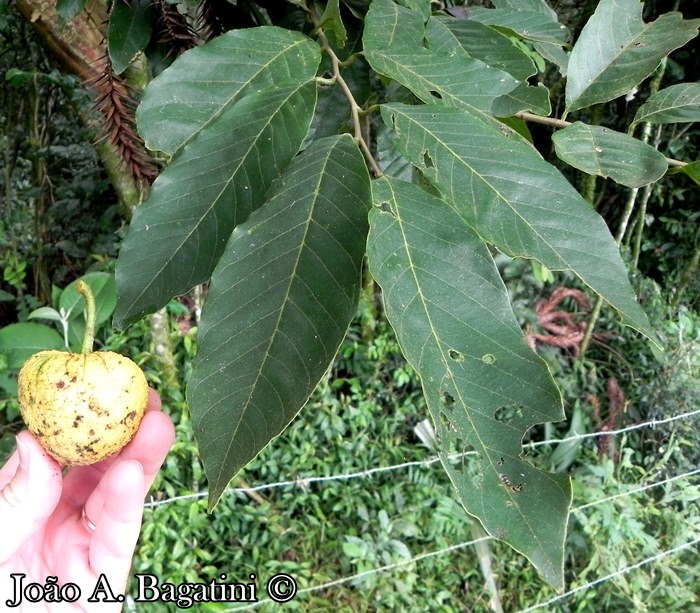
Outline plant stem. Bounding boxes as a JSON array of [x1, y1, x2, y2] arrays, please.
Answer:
[[312, 13, 383, 177], [76, 280, 96, 354], [671, 243, 700, 307]]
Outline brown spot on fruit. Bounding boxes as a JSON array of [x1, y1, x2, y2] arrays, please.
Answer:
[[17, 349, 148, 466]]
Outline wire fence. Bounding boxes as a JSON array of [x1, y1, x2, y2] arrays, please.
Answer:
[[142, 407, 700, 610], [144, 407, 700, 508]]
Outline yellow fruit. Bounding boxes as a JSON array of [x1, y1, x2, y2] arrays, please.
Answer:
[[18, 349, 148, 466]]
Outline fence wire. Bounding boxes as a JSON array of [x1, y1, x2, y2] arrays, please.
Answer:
[[144, 407, 700, 509], [141, 407, 700, 610]]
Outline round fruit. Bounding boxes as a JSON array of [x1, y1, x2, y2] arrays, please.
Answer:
[[17, 280, 148, 466], [18, 350, 148, 465]]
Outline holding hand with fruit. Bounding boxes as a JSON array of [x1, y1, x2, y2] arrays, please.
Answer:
[[0, 281, 175, 610]]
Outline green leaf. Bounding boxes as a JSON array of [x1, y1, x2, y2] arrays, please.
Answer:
[[115, 81, 318, 328], [552, 122, 668, 188], [667, 160, 700, 186], [136, 27, 321, 155], [364, 0, 519, 113], [468, 7, 569, 45], [491, 83, 551, 117], [187, 135, 371, 508], [381, 103, 656, 343], [363, 0, 424, 49], [438, 18, 537, 82], [632, 83, 700, 128], [565, 0, 700, 113], [532, 40, 569, 77], [319, 0, 347, 47], [367, 176, 570, 589], [108, 0, 155, 74], [27, 307, 63, 323], [56, 0, 87, 21], [395, 0, 430, 20], [0, 323, 65, 369]]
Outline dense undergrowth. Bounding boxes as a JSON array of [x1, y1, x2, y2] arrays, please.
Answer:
[[109, 278, 700, 612]]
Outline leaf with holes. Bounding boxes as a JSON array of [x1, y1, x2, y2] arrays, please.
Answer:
[[136, 27, 321, 155], [381, 103, 657, 344], [367, 176, 570, 589], [114, 80, 318, 328], [632, 83, 700, 128], [363, 0, 518, 113], [552, 122, 668, 188], [187, 135, 371, 508], [565, 0, 699, 113]]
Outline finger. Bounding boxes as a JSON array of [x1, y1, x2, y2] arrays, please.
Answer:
[[88, 459, 145, 593], [82, 408, 175, 528], [0, 431, 62, 563], [118, 408, 175, 490]]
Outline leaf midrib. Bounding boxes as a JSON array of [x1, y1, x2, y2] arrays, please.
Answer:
[[213, 141, 339, 490]]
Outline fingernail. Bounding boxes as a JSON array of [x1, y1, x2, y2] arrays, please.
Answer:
[[16, 436, 29, 469]]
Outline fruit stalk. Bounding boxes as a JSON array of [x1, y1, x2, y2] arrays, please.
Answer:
[[76, 280, 96, 354]]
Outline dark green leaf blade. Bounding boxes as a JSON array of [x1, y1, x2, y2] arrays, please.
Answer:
[[566, 0, 699, 113], [114, 81, 317, 328], [468, 7, 569, 45], [187, 135, 371, 508], [438, 18, 538, 82], [382, 103, 656, 343], [136, 27, 321, 155], [492, 83, 551, 117], [364, 0, 518, 113], [553, 122, 668, 188], [108, 0, 155, 74], [367, 176, 570, 589], [632, 83, 700, 127]]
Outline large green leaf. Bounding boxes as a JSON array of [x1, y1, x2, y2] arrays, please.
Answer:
[[108, 0, 155, 74], [632, 83, 700, 128], [367, 176, 570, 589], [363, 0, 518, 113], [114, 81, 318, 328], [136, 27, 321, 155], [438, 18, 537, 82], [187, 135, 371, 508], [566, 0, 699, 113], [0, 323, 65, 369], [552, 122, 668, 188], [381, 103, 656, 343]]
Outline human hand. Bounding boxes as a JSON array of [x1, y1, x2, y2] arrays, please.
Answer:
[[0, 388, 175, 611]]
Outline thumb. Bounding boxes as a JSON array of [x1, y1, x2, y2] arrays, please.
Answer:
[[0, 431, 63, 563]]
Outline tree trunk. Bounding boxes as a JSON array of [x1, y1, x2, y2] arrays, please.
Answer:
[[15, 0, 147, 212]]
